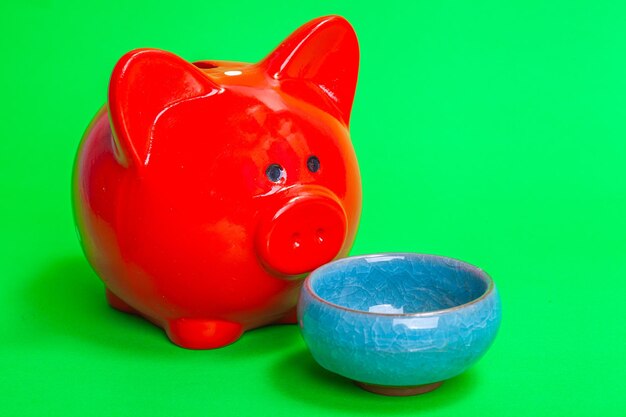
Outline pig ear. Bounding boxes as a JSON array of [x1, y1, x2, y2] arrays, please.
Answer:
[[108, 48, 220, 166], [261, 16, 359, 125]]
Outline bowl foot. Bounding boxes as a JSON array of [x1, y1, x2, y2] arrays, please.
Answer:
[[355, 381, 443, 396]]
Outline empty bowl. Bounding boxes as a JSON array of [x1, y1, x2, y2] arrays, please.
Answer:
[[297, 253, 501, 396]]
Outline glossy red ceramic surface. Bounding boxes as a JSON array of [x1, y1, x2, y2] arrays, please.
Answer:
[[72, 16, 361, 349]]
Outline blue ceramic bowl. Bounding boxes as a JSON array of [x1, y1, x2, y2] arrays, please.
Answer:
[[298, 253, 501, 396]]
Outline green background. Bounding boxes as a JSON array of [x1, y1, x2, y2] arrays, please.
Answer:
[[1, 0, 625, 415]]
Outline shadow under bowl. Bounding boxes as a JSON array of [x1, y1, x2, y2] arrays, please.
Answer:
[[297, 253, 502, 396]]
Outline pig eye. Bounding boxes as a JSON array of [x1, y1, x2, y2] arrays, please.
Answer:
[[307, 156, 320, 173], [266, 163, 285, 183]]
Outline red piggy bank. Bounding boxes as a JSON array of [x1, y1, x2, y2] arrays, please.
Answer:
[[72, 16, 361, 349]]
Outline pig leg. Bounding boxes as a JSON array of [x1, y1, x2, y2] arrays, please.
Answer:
[[275, 307, 298, 324], [105, 288, 138, 314], [165, 318, 244, 349]]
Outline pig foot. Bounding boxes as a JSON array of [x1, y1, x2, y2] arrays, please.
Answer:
[[275, 307, 298, 324], [105, 288, 138, 314], [166, 318, 244, 349]]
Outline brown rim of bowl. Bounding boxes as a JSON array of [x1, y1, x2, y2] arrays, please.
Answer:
[[304, 253, 496, 318]]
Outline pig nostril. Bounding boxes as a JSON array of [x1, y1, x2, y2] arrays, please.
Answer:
[[316, 228, 325, 244], [292, 232, 301, 250]]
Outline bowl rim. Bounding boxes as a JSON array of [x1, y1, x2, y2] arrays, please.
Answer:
[[303, 252, 496, 318]]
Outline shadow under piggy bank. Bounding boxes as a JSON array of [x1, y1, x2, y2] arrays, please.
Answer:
[[25, 256, 301, 359], [25, 256, 172, 355]]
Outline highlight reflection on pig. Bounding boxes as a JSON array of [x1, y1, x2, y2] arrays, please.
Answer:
[[72, 16, 362, 349]]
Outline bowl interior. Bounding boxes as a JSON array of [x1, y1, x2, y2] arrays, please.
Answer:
[[309, 254, 491, 314]]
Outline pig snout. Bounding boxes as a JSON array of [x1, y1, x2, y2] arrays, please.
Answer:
[[256, 187, 348, 277]]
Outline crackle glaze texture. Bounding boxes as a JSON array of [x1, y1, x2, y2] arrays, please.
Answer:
[[298, 254, 501, 387]]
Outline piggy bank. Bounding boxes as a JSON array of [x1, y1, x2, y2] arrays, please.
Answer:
[[72, 16, 361, 349]]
